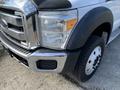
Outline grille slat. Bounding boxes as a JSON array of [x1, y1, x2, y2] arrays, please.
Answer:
[[0, 12, 23, 26], [0, 8, 15, 15], [1, 31, 27, 48], [8, 23, 24, 32], [2, 27, 25, 41], [0, 32, 30, 55]]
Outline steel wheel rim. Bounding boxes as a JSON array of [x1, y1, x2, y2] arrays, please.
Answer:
[[85, 46, 102, 75]]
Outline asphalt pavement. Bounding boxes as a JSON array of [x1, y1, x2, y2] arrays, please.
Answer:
[[79, 35, 120, 90]]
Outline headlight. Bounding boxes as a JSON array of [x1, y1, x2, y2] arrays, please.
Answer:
[[39, 10, 78, 49]]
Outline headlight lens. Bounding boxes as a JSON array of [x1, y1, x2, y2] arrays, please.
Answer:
[[39, 10, 78, 49]]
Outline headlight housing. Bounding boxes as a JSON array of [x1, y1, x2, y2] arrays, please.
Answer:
[[38, 10, 78, 49]]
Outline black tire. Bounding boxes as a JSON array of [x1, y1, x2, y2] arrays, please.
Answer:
[[75, 35, 105, 82]]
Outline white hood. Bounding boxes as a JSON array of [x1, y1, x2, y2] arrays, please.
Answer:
[[69, 0, 105, 8]]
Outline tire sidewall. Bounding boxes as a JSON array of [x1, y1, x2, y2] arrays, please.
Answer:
[[76, 36, 105, 82]]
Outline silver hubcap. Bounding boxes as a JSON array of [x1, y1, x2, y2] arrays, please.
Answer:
[[85, 46, 102, 75]]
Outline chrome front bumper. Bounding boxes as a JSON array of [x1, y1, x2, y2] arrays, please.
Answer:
[[0, 32, 67, 73]]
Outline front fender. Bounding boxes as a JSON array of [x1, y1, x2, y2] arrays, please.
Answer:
[[66, 7, 113, 50]]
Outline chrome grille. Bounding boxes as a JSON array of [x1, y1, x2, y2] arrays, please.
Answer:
[[0, 8, 28, 49], [0, 0, 39, 50]]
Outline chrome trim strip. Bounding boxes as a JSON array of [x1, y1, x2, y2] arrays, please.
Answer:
[[0, 32, 30, 57], [0, 12, 23, 26], [2, 27, 25, 41], [23, 14, 39, 49], [0, 31, 28, 49]]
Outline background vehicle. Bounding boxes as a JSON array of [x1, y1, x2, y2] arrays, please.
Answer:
[[0, 0, 120, 83]]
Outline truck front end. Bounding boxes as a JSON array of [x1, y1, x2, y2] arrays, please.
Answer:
[[0, 0, 80, 73]]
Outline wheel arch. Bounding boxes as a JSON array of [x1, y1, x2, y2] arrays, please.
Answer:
[[66, 7, 113, 50], [91, 22, 112, 43]]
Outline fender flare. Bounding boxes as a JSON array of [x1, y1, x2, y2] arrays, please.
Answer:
[[66, 7, 113, 50]]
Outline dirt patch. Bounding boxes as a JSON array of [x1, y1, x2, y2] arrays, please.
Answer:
[[0, 54, 82, 90]]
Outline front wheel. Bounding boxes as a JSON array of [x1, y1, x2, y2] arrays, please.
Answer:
[[75, 35, 105, 82]]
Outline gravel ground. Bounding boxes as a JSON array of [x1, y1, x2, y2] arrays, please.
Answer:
[[0, 54, 83, 90]]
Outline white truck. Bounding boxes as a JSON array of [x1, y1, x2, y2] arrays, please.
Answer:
[[0, 0, 120, 83]]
